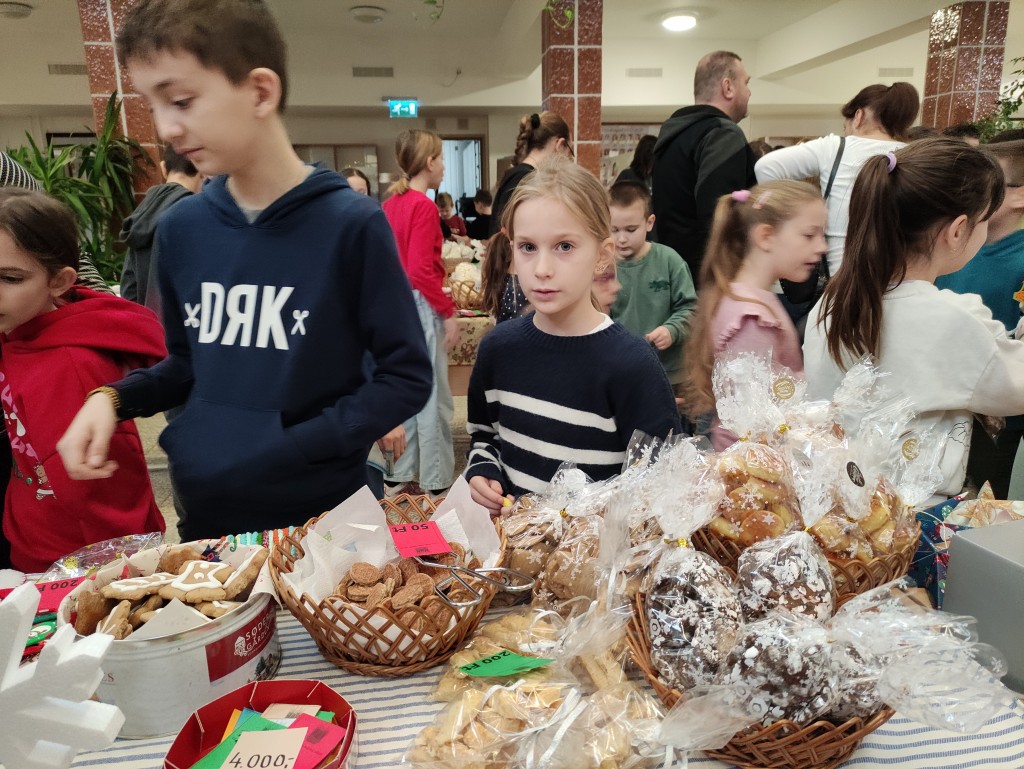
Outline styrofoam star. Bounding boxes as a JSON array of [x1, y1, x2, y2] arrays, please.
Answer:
[[0, 584, 125, 769]]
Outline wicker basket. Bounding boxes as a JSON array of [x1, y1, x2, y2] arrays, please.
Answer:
[[690, 523, 920, 606], [625, 592, 895, 769], [268, 493, 506, 677], [450, 279, 484, 311]]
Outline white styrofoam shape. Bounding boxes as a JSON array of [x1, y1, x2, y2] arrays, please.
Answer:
[[0, 583, 125, 769]]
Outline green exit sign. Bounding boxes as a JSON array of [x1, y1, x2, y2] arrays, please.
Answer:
[[388, 99, 419, 118]]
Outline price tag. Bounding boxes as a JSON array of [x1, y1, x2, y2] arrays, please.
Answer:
[[459, 648, 554, 677], [34, 576, 86, 612], [221, 728, 304, 769], [388, 521, 452, 558]]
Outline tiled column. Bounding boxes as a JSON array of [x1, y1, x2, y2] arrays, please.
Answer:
[[77, 0, 161, 192], [922, 1, 1009, 128], [541, 0, 602, 176]]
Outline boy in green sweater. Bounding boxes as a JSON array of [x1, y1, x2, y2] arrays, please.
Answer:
[[609, 181, 697, 391]]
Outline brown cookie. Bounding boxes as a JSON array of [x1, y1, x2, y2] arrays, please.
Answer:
[[196, 600, 244, 618], [101, 572, 177, 601], [158, 545, 203, 575], [74, 590, 116, 636], [348, 584, 373, 601], [128, 595, 164, 628], [381, 562, 403, 587], [350, 562, 383, 585], [95, 600, 133, 640], [398, 558, 420, 584], [159, 560, 231, 603], [364, 582, 392, 610], [221, 548, 268, 600]]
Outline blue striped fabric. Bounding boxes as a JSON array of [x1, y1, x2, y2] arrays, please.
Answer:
[[70, 609, 1024, 768]]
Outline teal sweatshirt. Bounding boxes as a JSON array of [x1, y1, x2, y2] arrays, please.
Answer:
[[936, 229, 1024, 333]]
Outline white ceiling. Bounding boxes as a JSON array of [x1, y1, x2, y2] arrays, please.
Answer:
[[0, 0, 1021, 124]]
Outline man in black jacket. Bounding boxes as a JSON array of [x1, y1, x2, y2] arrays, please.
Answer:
[[652, 50, 757, 283]]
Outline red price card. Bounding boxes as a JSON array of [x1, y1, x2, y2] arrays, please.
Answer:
[[34, 576, 87, 613], [388, 521, 452, 558]]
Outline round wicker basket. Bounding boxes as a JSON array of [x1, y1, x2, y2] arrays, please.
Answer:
[[624, 592, 895, 769], [690, 523, 920, 606], [268, 493, 507, 677], [450, 279, 484, 311]]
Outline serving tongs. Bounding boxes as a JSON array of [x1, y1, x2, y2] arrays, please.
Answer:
[[414, 556, 535, 608]]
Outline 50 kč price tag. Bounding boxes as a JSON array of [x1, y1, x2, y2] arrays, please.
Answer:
[[388, 521, 452, 559], [459, 648, 554, 677]]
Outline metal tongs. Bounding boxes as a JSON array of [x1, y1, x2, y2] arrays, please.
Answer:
[[414, 556, 535, 608]]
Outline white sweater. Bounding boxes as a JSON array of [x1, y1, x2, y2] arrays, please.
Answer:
[[803, 281, 1024, 497], [755, 134, 904, 275]]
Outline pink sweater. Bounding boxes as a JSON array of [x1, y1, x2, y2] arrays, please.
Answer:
[[708, 283, 804, 450]]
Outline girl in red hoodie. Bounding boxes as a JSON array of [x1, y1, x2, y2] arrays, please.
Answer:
[[0, 189, 167, 572]]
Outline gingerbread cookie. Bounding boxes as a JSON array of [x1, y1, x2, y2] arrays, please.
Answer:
[[74, 590, 116, 635], [95, 600, 133, 640], [221, 548, 268, 600], [196, 600, 244, 618], [128, 595, 164, 628], [158, 544, 203, 575], [159, 560, 232, 603], [101, 572, 177, 601]]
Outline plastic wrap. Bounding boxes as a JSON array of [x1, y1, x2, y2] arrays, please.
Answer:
[[719, 612, 837, 726], [736, 530, 836, 621], [656, 684, 764, 752], [39, 533, 164, 580]]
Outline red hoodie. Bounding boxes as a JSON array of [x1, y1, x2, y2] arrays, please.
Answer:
[[0, 288, 167, 572]]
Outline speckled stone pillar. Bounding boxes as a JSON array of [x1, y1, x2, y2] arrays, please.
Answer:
[[77, 0, 161, 192], [541, 0, 602, 177], [921, 1, 1009, 129]]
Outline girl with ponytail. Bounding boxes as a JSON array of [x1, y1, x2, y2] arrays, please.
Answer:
[[682, 180, 827, 449], [804, 137, 1024, 498]]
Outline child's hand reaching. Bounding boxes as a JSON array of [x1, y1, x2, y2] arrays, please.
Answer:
[[645, 325, 673, 350], [469, 476, 510, 515], [57, 393, 120, 479]]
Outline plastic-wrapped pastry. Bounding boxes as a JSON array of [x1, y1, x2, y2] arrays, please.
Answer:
[[737, 530, 835, 621]]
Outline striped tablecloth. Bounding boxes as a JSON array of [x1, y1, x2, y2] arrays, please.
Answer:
[[70, 609, 1024, 769]]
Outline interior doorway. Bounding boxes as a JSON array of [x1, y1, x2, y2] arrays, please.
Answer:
[[440, 137, 484, 218]]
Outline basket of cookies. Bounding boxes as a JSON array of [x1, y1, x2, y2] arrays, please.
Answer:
[[450, 279, 484, 311], [59, 540, 279, 738], [269, 479, 532, 676]]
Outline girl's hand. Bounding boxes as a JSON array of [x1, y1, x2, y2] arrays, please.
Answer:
[[469, 476, 508, 514], [645, 326, 673, 350], [443, 316, 461, 352], [376, 425, 407, 462], [57, 394, 120, 479]]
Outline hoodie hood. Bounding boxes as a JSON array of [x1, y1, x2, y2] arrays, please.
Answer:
[[654, 105, 733, 155], [201, 165, 350, 228], [118, 183, 194, 249], [2, 287, 166, 364]]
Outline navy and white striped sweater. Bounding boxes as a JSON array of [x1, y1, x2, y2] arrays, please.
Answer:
[[464, 315, 681, 494]]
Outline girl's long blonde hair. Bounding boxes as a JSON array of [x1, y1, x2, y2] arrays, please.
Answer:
[[681, 179, 821, 415], [387, 129, 442, 196]]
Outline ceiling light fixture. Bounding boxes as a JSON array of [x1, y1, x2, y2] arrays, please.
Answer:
[[350, 5, 386, 24], [0, 2, 33, 19], [661, 12, 697, 32]]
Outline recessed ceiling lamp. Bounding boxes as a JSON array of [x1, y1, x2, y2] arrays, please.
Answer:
[[0, 2, 33, 19], [350, 5, 386, 24], [661, 11, 697, 32]]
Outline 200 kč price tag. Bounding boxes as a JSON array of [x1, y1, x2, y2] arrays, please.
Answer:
[[459, 648, 554, 677], [388, 521, 452, 558], [222, 729, 304, 769]]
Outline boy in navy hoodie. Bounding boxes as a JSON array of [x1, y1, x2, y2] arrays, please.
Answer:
[[58, 0, 432, 540]]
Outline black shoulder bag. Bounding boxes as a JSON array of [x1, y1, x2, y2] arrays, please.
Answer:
[[778, 136, 845, 338]]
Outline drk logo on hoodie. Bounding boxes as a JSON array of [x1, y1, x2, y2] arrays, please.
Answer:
[[183, 282, 309, 350]]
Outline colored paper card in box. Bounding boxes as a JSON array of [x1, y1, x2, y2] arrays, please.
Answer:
[[190, 714, 284, 769], [459, 648, 554, 677], [289, 714, 347, 769], [221, 728, 305, 769], [388, 521, 452, 558]]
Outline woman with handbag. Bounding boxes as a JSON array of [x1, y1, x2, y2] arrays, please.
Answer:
[[754, 83, 919, 332]]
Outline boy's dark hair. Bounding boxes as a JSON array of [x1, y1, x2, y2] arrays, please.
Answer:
[[841, 83, 920, 140], [985, 140, 1024, 187], [907, 125, 939, 141], [989, 128, 1024, 144], [609, 180, 652, 217], [162, 144, 198, 177], [0, 189, 79, 276], [474, 188, 493, 206], [942, 122, 982, 141], [435, 192, 454, 209], [118, 0, 289, 111], [821, 137, 1003, 364]]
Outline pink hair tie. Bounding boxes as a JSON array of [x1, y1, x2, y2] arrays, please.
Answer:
[[885, 152, 897, 173], [731, 190, 751, 203], [752, 191, 773, 210]]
